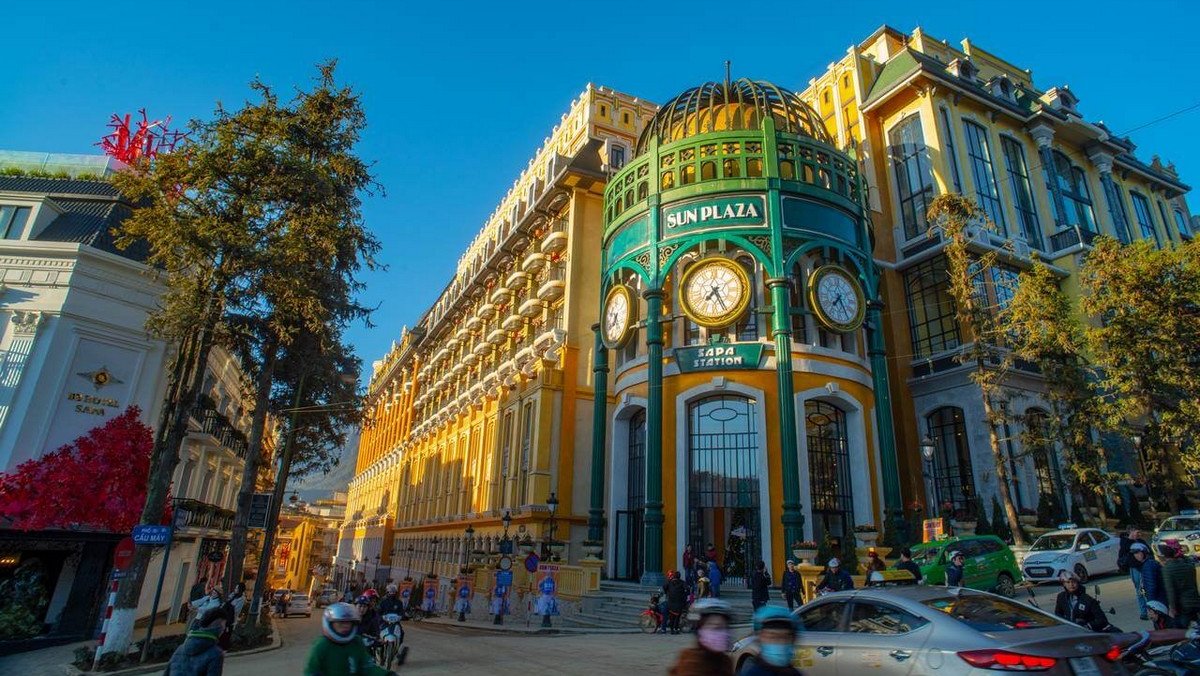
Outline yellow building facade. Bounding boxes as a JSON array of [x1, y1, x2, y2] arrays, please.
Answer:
[[340, 26, 1192, 590]]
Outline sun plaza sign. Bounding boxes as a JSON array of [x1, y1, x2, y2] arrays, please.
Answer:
[[661, 195, 766, 234]]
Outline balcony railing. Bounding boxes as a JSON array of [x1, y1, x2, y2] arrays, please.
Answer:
[[1048, 227, 1099, 252], [193, 402, 249, 458], [174, 498, 235, 533]]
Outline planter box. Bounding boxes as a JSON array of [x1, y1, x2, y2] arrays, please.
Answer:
[[791, 548, 818, 564], [854, 531, 879, 547], [1019, 515, 1037, 526], [952, 520, 977, 537]]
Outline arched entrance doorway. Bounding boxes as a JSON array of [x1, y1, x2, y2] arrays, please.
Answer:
[[687, 394, 760, 587], [614, 409, 645, 581], [806, 400, 855, 546]]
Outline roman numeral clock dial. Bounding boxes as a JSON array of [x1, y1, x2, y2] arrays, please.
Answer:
[[679, 258, 751, 329], [602, 285, 635, 349], [808, 265, 865, 333]]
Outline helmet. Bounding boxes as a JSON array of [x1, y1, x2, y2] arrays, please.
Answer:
[[827, 558, 841, 568], [1059, 571, 1080, 583], [363, 588, 379, 599], [321, 602, 361, 644], [1147, 600, 1169, 615], [753, 605, 798, 633], [386, 583, 398, 594], [1131, 542, 1150, 554], [355, 595, 372, 606], [1160, 540, 1183, 558], [949, 550, 964, 560], [690, 598, 734, 622]]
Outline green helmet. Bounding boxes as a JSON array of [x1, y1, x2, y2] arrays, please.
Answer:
[[752, 605, 797, 633]]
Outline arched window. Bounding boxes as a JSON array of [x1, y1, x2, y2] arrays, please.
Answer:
[[1176, 209, 1193, 239], [888, 114, 935, 241], [1047, 151, 1097, 233], [925, 406, 975, 517], [627, 410, 646, 511], [806, 400, 854, 543]]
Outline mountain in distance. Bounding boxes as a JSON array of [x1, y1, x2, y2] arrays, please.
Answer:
[[293, 430, 359, 503]]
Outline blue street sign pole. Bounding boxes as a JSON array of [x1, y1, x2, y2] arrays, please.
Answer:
[[139, 518, 177, 663]]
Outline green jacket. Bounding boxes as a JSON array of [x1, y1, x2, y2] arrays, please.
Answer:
[[1162, 558, 1200, 617], [304, 636, 389, 676]]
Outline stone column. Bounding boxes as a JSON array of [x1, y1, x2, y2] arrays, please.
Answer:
[[587, 324, 608, 543], [1089, 150, 1132, 244], [766, 279, 804, 550], [640, 289, 665, 587]]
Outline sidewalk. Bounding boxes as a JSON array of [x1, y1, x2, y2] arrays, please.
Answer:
[[0, 620, 190, 675]]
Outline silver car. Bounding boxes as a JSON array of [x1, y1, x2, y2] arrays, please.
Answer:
[[730, 586, 1125, 675]]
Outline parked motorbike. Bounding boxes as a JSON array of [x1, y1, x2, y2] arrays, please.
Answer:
[[1117, 630, 1200, 674]]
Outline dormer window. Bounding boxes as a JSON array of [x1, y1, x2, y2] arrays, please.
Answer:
[[948, 58, 979, 83], [1041, 87, 1079, 115], [990, 76, 1016, 102], [0, 205, 30, 239]]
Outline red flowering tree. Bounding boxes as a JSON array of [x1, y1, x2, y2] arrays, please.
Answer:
[[0, 406, 155, 532]]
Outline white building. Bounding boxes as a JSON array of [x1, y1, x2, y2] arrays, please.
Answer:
[[0, 152, 259, 642]]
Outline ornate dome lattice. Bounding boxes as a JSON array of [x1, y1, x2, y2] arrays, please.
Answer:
[[635, 78, 832, 156]]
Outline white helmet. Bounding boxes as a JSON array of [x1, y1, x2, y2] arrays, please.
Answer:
[[386, 583, 398, 594], [688, 597, 734, 623], [321, 602, 361, 644]]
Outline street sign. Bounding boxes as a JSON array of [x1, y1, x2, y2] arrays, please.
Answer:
[[247, 493, 273, 529], [499, 539, 513, 555], [132, 524, 173, 546], [113, 537, 135, 570], [496, 570, 513, 586]]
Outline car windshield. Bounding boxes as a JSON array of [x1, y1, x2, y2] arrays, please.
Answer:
[[1162, 517, 1200, 531], [911, 545, 944, 566], [292, 595, 308, 601], [1030, 534, 1075, 551], [923, 595, 1062, 632]]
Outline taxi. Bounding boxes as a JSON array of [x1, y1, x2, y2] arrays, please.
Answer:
[[1151, 510, 1200, 555], [1020, 525, 1119, 583]]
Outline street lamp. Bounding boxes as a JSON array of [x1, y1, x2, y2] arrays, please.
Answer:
[[458, 525, 475, 622], [429, 536, 441, 576], [545, 492, 559, 561], [405, 543, 415, 581], [374, 554, 381, 587], [920, 436, 937, 519]]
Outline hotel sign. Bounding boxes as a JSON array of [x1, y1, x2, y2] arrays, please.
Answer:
[[675, 342, 764, 373], [661, 195, 766, 235]]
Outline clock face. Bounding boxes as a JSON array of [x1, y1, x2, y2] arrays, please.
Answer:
[[809, 265, 865, 332], [680, 258, 751, 329], [602, 286, 634, 349]]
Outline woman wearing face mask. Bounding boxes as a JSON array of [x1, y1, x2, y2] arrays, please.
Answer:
[[741, 606, 802, 675], [669, 598, 735, 675]]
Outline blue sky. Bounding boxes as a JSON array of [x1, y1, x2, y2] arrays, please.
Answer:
[[3, 1, 1197, 374]]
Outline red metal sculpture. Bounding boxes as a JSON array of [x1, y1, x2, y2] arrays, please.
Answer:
[[98, 109, 187, 163]]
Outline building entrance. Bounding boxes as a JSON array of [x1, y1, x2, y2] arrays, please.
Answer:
[[687, 395, 760, 588], [615, 410, 646, 581]]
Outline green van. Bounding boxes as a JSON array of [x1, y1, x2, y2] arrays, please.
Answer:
[[909, 535, 1022, 596]]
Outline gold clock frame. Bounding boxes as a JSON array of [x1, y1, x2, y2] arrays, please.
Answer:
[[678, 257, 752, 329], [601, 284, 637, 350], [808, 264, 866, 333]]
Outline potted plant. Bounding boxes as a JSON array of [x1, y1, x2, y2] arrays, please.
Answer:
[[581, 539, 603, 560], [951, 508, 978, 536], [790, 540, 819, 564], [853, 524, 880, 547]]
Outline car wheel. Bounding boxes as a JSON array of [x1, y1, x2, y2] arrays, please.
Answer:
[[995, 573, 1016, 598], [1074, 563, 1089, 583]]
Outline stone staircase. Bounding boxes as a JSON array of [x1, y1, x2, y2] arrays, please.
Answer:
[[563, 580, 758, 630]]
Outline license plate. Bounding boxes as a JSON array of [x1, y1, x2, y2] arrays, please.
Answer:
[[1069, 657, 1101, 676], [1027, 567, 1052, 576]]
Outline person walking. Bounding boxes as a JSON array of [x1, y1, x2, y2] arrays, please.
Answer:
[[707, 558, 723, 599], [190, 585, 223, 627], [1053, 571, 1115, 632], [740, 606, 803, 676], [893, 548, 923, 583], [945, 551, 966, 587], [683, 545, 696, 586], [1161, 540, 1200, 625], [663, 570, 689, 635], [668, 598, 735, 676], [1120, 526, 1151, 619], [164, 608, 226, 676], [780, 560, 801, 611], [1132, 542, 1167, 621], [750, 560, 771, 610]]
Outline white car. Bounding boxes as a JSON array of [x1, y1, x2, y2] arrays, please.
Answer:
[[1020, 527, 1120, 583], [1151, 512, 1200, 555], [284, 593, 312, 617]]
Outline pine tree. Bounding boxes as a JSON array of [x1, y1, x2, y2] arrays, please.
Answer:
[[972, 495, 992, 536], [990, 495, 1012, 543]]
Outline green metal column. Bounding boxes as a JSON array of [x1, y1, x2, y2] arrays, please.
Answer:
[[767, 278, 805, 549], [867, 299, 905, 542], [640, 289, 665, 587], [587, 324, 609, 543]]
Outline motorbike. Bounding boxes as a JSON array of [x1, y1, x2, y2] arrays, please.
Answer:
[[378, 612, 406, 669], [1117, 629, 1200, 674]]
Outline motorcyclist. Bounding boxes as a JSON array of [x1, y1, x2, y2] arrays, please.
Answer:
[[356, 594, 383, 639], [304, 602, 400, 676], [1053, 571, 1116, 632], [945, 550, 966, 587], [379, 584, 405, 617], [1147, 600, 1188, 631], [1132, 542, 1167, 611], [816, 558, 854, 594], [740, 605, 803, 675], [1161, 540, 1200, 625]]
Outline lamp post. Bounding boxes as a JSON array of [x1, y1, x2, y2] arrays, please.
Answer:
[[405, 543, 415, 580], [374, 554, 381, 587], [458, 525, 475, 622], [920, 436, 937, 520], [545, 492, 559, 561], [495, 512, 512, 626], [429, 536, 441, 576], [1133, 429, 1147, 480]]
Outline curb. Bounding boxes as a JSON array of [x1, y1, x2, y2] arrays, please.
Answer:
[[60, 625, 283, 676]]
